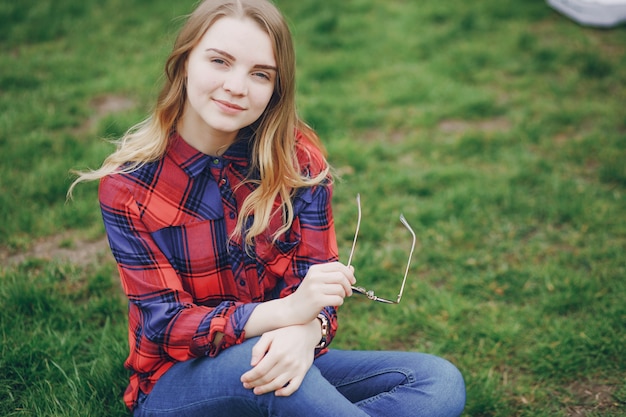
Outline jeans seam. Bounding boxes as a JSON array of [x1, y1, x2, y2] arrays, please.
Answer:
[[138, 395, 258, 415], [332, 367, 414, 389], [331, 367, 415, 410]]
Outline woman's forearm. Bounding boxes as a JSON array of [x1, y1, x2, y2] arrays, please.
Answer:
[[243, 296, 308, 338]]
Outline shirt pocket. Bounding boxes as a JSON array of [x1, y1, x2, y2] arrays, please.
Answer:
[[151, 218, 228, 279], [254, 216, 302, 281]]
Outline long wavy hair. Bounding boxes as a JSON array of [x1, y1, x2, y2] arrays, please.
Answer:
[[69, 0, 330, 245]]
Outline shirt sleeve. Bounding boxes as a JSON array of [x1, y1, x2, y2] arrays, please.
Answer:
[[99, 174, 254, 363]]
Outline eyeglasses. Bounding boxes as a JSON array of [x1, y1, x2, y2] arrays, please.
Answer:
[[347, 194, 417, 304]]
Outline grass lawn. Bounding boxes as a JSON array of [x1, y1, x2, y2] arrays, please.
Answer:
[[1, 0, 625, 416]]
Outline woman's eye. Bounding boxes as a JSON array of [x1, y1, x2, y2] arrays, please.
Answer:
[[211, 58, 227, 65], [253, 72, 271, 81]]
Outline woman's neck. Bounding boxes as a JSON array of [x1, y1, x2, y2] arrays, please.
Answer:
[[177, 117, 237, 156]]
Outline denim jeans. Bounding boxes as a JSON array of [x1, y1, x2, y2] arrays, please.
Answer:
[[134, 337, 465, 417]]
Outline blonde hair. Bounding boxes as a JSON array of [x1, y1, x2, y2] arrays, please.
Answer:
[[69, 0, 330, 245]]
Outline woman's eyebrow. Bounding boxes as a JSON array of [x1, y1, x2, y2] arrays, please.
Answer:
[[206, 47, 235, 60], [254, 64, 278, 72], [206, 47, 277, 71]]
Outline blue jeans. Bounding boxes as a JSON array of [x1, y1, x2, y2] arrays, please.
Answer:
[[134, 338, 465, 417]]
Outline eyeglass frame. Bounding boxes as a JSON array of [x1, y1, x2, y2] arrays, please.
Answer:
[[346, 194, 417, 304]]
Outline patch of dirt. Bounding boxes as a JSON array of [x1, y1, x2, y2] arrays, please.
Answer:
[[74, 94, 136, 135], [564, 380, 623, 417], [438, 117, 511, 134], [1, 233, 113, 268], [2, 95, 135, 268], [92, 95, 135, 114], [361, 129, 414, 144]]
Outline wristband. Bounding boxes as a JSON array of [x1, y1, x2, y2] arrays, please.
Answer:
[[315, 313, 329, 348]]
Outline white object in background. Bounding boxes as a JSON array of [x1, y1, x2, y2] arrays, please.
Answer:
[[547, 0, 626, 27]]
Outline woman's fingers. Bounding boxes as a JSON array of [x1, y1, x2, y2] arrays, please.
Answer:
[[274, 374, 304, 397], [241, 327, 315, 396], [305, 262, 355, 296], [285, 262, 357, 322]]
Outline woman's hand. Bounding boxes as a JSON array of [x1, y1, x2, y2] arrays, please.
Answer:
[[240, 320, 320, 396], [286, 262, 355, 324], [242, 262, 355, 340]]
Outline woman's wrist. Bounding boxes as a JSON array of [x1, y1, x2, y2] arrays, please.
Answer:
[[280, 291, 318, 325], [244, 297, 308, 337], [305, 317, 324, 349]]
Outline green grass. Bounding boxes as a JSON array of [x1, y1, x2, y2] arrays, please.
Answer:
[[1, 0, 625, 415]]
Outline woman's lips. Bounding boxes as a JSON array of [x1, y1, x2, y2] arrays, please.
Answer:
[[214, 99, 245, 113]]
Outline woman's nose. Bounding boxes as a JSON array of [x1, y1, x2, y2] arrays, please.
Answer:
[[222, 71, 247, 95]]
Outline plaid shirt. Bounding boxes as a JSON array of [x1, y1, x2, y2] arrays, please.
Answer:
[[99, 131, 339, 410]]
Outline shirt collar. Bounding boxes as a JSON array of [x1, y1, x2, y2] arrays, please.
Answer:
[[168, 131, 252, 178]]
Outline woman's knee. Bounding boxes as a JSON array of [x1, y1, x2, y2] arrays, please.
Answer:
[[423, 354, 466, 416]]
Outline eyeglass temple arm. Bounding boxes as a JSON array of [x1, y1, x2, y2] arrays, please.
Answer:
[[347, 194, 416, 305], [346, 193, 361, 268], [395, 214, 416, 304]]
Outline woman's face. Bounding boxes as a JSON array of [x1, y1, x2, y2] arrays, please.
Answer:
[[181, 16, 277, 150]]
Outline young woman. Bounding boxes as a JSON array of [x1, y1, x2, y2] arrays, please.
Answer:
[[71, 0, 466, 415]]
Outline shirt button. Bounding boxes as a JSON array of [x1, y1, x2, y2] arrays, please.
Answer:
[[220, 178, 227, 185], [239, 280, 246, 286], [229, 212, 236, 219], [212, 158, 220, 165]]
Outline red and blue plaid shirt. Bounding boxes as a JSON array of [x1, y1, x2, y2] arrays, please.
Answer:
[[99, 131, 339, 410]]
